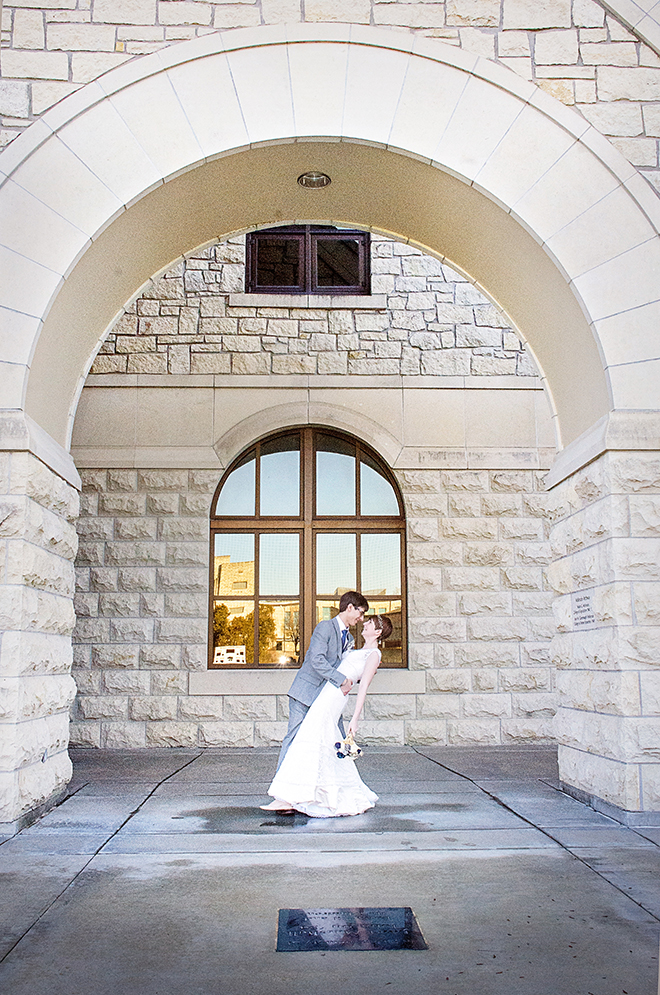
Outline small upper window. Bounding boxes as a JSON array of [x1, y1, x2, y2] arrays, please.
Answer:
[[246, 225, 370, 295]]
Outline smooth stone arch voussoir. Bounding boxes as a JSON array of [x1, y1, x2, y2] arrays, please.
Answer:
[[1, 23, 660, 460]]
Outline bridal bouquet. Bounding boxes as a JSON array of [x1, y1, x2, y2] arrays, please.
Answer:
[[335, 730, 362, 760]]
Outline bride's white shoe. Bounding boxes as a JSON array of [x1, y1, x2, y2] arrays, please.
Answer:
[[259, 800, 296, 813]]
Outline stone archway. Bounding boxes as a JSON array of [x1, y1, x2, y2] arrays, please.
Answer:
[[2, 24, 660, 827]]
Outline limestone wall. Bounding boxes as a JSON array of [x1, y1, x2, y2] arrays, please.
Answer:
[[2, 1, 660, 194], [549, 451, 660, 813], [90, 235, 537, 381], [71, 463, 556, 749], [0, 451, 78, 828]]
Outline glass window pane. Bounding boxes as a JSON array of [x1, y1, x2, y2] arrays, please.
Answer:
[[211, 601, 254, 666], [316, 434, 355, 515], [259, 533, 299, 596], [256, 237, 301, 287], [316, 533, 356, 595], [360, 457, 400, 516], [215, 455, 255, 516], [213, 534, 255, 595], [315, 599, 340, 624], [260, 434, 300, 516], [361, 533, 401, 597], [258, 601, 299, 667], [316, 238, 360, 287]]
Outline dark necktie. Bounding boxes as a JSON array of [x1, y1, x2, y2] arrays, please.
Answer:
[[341, 628, 349, 653]]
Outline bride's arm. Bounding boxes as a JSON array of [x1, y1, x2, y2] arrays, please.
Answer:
[[347, 650, 380, 737]]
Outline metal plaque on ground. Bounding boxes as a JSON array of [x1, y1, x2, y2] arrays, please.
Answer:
[[276, 907, 428, 951]]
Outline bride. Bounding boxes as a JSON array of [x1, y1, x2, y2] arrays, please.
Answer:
[[261, 615, 393, 818]]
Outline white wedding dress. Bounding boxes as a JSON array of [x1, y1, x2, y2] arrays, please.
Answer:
[[267, 648, 380, 818]]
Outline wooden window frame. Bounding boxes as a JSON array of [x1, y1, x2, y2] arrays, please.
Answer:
[[209, 427, 406, 669], [245, 225, 371, 295]]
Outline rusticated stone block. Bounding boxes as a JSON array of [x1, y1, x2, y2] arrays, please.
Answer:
[[455, 643, 520, 668], [501, 717, 554, 742], [254, 722, 288, 748], [139, 470, 189, 491], [159, 518, 206, 541], [139, 644, 180, 669], [558, 744, 640, 810], [69, 722, 101, 748], [447, 718, 501, 745], [499, 519, 544, 541], [99, 493, 146, 516], [511, 692, 556, 718], [129, 696, 178, 721], [77, 695, 127, 720], [103, 671, 150, 695], [416, 694, 460, 719], [92, 645, 139, 670], [110, 618, 154, 643], [405, 719, 447, 745], [152, 672, 188, 695], [155, 618, 207, 643], [165, 543, 207, 567], [468, 617, 528, 641], [427, 670, 471, 693], [357, 721, 404, 746], [444, 567, 500, 591], [101, 722, 146, 748], [114, 518, 158, 541], [407, 643, 435, 670], [458, 593, 512, 615], [499, 668, 551, 692], [163, 593, 207, 617], [408, 541, 463, 565], [182, 645, 206, 671], [106, 542, 165, 566], [156, 567, 207, 592], [502, 568, 543, 591], [224, 696, 277, 721], [440, 471, 489, 493], [464, 543, 512, 566], [199, 721, 253, 748], [98, 593, 140, 617], [472, 669, 498, 692], [146, 721, 198, 747], [462, 693, 511, 718], [117, 568, 157, 591], [443, 518, 498, 540], [364, 695, 416, 720], [409, 618, 467, 641]]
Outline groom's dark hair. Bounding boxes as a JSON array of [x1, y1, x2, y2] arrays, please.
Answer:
[[339, 591, 369, 613]]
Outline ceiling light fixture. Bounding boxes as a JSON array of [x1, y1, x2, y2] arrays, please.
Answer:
[[297, 171, 331, 188]]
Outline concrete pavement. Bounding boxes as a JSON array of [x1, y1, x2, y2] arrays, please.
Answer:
[[0, 745, 658, 994]]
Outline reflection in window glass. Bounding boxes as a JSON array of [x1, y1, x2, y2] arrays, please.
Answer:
[[361, 458, 399, 516], [256, 238, 300, 287], [215, 457, 255, 516], [259, 533, 299, 596], [358, 598, 402, 666], [316, 435, 355, 515], [213, 534, 255, 595], [361, 534, 401, 597], [316, 599, 340, 624], [316, 239, 360, 286], [212, 601, 254, 665], [316, 533, 356, 594], [260, 435, 300, 516], [259, 600, 300, 666]]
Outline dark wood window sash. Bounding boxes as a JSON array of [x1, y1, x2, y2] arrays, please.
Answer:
[[245, 226, 370, 295]]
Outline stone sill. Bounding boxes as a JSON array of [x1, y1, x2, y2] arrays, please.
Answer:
[[228, 293, 387, 309], [189, 669, 425, 696]]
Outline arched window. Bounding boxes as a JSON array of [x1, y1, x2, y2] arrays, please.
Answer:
[[209, 428, 406, 669]]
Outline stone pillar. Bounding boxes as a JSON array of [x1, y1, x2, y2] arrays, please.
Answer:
[[548, 450, 660, 819], [0, 448, 79, 832]]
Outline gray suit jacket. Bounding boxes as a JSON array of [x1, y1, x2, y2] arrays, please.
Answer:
[[288, 617, 354, 707]]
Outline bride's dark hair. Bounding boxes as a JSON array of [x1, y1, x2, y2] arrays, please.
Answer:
[[370, 615, 393, 641]]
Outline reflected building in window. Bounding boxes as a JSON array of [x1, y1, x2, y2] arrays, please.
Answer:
[[209, 428, 406, 668]]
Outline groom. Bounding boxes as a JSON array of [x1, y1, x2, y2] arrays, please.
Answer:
[[277, 590, 370, 768]]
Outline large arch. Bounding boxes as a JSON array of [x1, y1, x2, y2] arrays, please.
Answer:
[[3, 24, 660, 827], [0, 24, 659, 465]]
